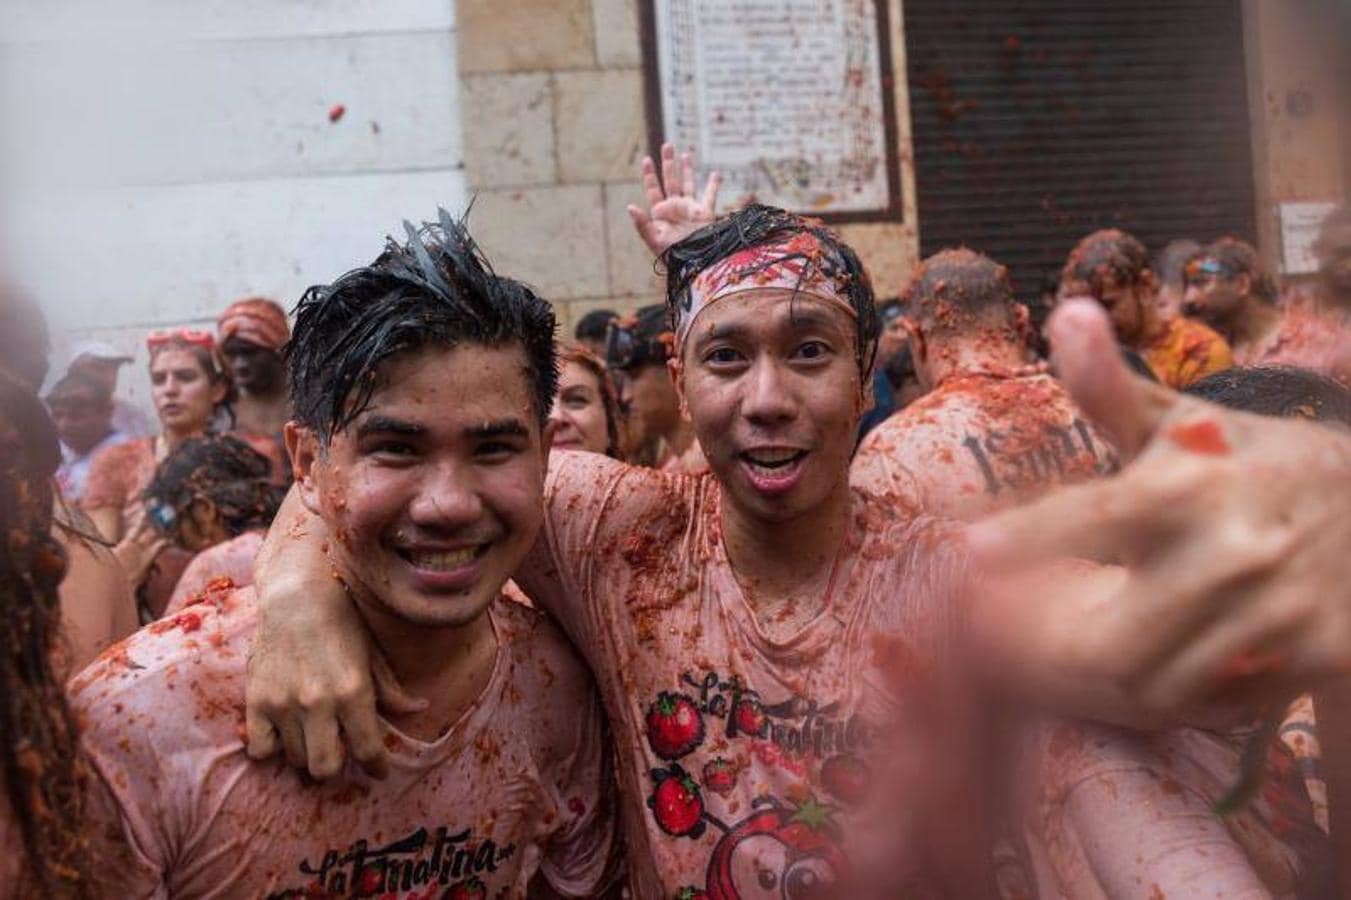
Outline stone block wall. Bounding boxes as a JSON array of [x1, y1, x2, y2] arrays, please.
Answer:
[[456, 0, 920, 337]]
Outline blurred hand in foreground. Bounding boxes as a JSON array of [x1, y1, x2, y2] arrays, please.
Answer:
[[969, 299, 1351, 718]]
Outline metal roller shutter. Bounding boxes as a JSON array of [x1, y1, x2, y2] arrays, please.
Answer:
[[904, 0, 1257, 307]]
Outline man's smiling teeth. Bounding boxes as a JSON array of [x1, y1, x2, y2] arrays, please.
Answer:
[[406, 547, 478, 570], [742, 448, 805, 470]]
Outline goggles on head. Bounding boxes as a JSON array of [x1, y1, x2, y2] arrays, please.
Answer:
[[145, 498, 179, 536], [604, 321, 671, 372], [1183, 257, 1225, 284]]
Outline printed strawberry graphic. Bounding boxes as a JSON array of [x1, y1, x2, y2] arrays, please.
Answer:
[[646, 692, 705, 759], [674, 888, 709, 900], [446, 877, 487, 900], [820, 754, 870, 805], [732, 696, 768, 738], [702, 757, 738, 796], [649, 764, 706, 837]]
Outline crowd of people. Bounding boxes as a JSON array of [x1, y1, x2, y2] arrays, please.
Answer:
[[0, 142, 1350, 897]]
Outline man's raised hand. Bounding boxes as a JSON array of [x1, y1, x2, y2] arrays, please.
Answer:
[[626, 142, 722, 258]]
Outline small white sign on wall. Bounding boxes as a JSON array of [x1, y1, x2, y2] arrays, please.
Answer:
[[1279, 201, 1338, 275]]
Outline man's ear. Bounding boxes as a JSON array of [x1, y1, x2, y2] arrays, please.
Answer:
[[1013, 303, 1032, 346], [1140, 269, 1159, 294], [284, 421, 324, 516], [901, 317, 927, 365], [1235, 273, 1252, 298], [668, 357, 691, 422]]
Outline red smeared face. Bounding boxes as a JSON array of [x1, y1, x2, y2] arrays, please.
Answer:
[[675, 290, 863, 525], [290, 345, 549, 629], [1182, 271, 1247, 329]]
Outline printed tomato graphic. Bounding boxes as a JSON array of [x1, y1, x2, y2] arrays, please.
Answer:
[[646, 691, 706, 759], [649, 764, 706, 838], [819, 754, 869, 805], [447, 877, 486, 900], [732, 697, 768, 738], [703, 757, 739, 796], [705, 796, 847, 900]]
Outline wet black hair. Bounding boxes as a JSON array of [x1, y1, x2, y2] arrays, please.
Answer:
[[904, 248, 1017, 331], [143, 435, 284, 541], [1061, 229, 1151, 296], [573, 308, 618, 343], [661, 204, 879, 376], [1153, 239, 1203, 290], [1185, 366, 1351, 426], [288, 209, 558, 440], [1184, 237, 1278, 305]]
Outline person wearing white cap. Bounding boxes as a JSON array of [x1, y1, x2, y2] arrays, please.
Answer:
[[67, 340, 154, 439]]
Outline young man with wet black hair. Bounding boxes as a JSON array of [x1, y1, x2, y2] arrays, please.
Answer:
[[73, 214, 617, 898], [1185, 235, 1351, 383], [1061, 228, 1233, 389], [851, 248, 1116, 520]]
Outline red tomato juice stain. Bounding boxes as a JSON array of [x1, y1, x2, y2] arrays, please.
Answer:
[[1167, 419, 1230, 455]]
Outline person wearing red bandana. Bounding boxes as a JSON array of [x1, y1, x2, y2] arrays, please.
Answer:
[[851, 249, 1117, 520], [218, 296, 292, 482]]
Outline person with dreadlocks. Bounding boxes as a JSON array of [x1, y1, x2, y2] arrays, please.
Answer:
[[1184, 236, 1351, 384], [142, 434, 285, 617], [72, 213, 617, 897], [851, 248, 1117, 520], [1060, 228, 1233, 389], [0, 370, 91, 896]]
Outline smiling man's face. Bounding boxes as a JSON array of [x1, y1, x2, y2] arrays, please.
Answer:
[[675, 290, 864, 524], [290, 343, 549, 628]]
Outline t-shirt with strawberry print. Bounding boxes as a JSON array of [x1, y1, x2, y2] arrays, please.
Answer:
[[73, 586, 616, 898], [517, 451, 967, 898]]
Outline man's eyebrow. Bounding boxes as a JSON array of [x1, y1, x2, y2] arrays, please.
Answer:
[[465, 418, 530, 439], [355, 415, 426, 439]]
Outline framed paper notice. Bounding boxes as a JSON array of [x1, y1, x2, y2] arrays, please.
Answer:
[[1278, 201, 1337, 276], [640, 0, 904, 222]]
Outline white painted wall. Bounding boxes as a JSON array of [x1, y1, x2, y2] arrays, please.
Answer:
[[0, 0, 466, 412]]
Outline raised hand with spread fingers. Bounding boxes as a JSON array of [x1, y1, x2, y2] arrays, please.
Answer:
[[626, 142, 722, 258]]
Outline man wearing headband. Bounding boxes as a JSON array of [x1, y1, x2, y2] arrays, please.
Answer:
[[1185, 236, 1351, 384], [603, 304, 700, 470], [852, 249, 1117, 520], [218, 297, 292, 459], [1061, 229, 1233, 389]]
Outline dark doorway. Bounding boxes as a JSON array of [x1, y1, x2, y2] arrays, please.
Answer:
[[905, 1, 1257, 308]]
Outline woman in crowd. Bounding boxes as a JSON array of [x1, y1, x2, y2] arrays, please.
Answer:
[[151, 435, 285, 616], [549, 342, 626, 460], [0, 371, 89, 896], [81, 329, 231, 619]]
